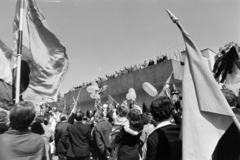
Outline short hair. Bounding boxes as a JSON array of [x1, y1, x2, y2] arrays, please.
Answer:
[[150, 96, 175, 122], [94, 111, 104, 120], [75, 111, 84, 121], [142, 113, 150, 125], [31, 122, 44, 135], [35, 115, 44, 123], [221, 88, 237, 107], [128, 108, 141, 122], [60, 114, 67, 122], [117, 104, 129, 118], [0, 110, 8, 124], [10, 101, 36, 130]]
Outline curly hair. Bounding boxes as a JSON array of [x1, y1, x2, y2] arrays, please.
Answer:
[[150, 96, 175, 122], [221, 88, 237, 107], [0, 110, 8, 124]]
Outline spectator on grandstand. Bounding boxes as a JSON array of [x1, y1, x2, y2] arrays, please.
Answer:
[[0, 110, 8, 134], [146, 96, 182, 160], [1, 101, 46, 160]]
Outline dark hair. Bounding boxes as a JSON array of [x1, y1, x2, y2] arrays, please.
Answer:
[[221, 88, 237, 107], [10, 101, 36, 130], [0, 110, 8, 124], [60, 114, 67, 122], [35, 115, 44, 123], [75, 111, 84, 121], [128, 108, 142, 128], [142, 113, 150, 125], [118, 104, 129, 118], [31, 122, 44, 135], [150, 96, 175, 122]]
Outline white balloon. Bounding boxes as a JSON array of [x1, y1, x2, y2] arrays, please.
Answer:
[[142, 82, 158, 97], [129, 91, 136, 100], [126, 93, 131, 100], [128, 88, 135, 93]]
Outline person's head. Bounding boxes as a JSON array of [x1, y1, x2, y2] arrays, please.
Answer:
[[142, 113, 151, 125], [128, 108, 141, 127], [75, 111, 84, 121], [60, 114, 67, 122], [10, 101, 36, 130], [150, 96, 175, 122], [117, 103, 129, 118], [221, 88, 237, 107], [94, 111, 104, 122], [0, 110, 8, 124], [35, 115, 44, 123], [31, 122, 44, 135]]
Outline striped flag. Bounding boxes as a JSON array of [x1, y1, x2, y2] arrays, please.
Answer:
[[13, 0, 69, 101]]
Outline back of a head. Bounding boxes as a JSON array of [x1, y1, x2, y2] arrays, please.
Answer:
[[35, 115, 44, 123], [150, 96, 174, 122], [31, 122, 44, 135], [94, 111, 104, 122], [128, 108, 141, 122], [75, 111, 84, 121], [142, 113, 150, 125], [10, 101, 36, 130], [60, 114, 67, 122], [0, 110, 8, 124], [117, 104, 129, 118], [221, 88, 237, 107]]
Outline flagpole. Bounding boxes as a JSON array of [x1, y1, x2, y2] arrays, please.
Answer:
[[15, 0, 24, 104], [166, 9, 240, 132]]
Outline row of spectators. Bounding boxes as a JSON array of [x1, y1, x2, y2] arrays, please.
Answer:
[[70, 55, 168, 92]]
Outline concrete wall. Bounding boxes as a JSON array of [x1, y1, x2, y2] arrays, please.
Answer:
[[64, 59, 183, 113]]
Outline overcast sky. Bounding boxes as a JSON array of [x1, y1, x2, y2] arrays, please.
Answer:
[[0, 0, 239, 97]]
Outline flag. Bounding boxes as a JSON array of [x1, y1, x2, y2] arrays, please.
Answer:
[[70, 88, 81, 114], [167, 10, 238, 160], [158, 72, 173, 97], [108, 95, 118, 108], [174, 50, 178, 60], [0, 40, 13, 85], [13, 0, 69, 101]]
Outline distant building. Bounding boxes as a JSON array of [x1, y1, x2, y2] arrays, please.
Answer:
[[64, 48, 216, 113]]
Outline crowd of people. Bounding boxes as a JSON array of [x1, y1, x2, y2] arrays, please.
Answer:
[[70, 55, 169, 91], [0, 86, 239, 160]]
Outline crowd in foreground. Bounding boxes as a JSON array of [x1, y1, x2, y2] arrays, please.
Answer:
[[0, 87, 240, 160]]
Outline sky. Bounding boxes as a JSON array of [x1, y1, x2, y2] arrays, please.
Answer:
[[0, 0, 239, 97]]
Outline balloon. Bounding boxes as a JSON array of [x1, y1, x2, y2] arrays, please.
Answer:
[[128, 88, 135, 93], [90, 93, 100, 99], [126, 93, 131, 100], [87, 86, 99, 93], [128, 91, 136, 100], [142, 82, 158, 97], [91, 81, 99, 88]]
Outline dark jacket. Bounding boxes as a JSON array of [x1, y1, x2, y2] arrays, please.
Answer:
[[61, 121, 92, 158], [146, 125, 182, 160], [55, 121, 70, 153], [92, 119, 112, 160]]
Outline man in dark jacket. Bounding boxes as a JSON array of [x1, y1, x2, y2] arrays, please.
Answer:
[[55, 114, 70, 160], [61, 111, 92, 160], [92, 111, 112, 160], [146, 96, 182, 160]]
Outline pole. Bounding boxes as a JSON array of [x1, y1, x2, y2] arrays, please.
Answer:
[[15, 0, 24, 104]]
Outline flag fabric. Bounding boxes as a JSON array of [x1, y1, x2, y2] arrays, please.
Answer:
[[169, 12, 237, 160], [158, 72, 173, 97], [13, 0, 69, 101], [0, 40, 13, 85], [108, 95, 118, 108], [70, 88, 81, 114]]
